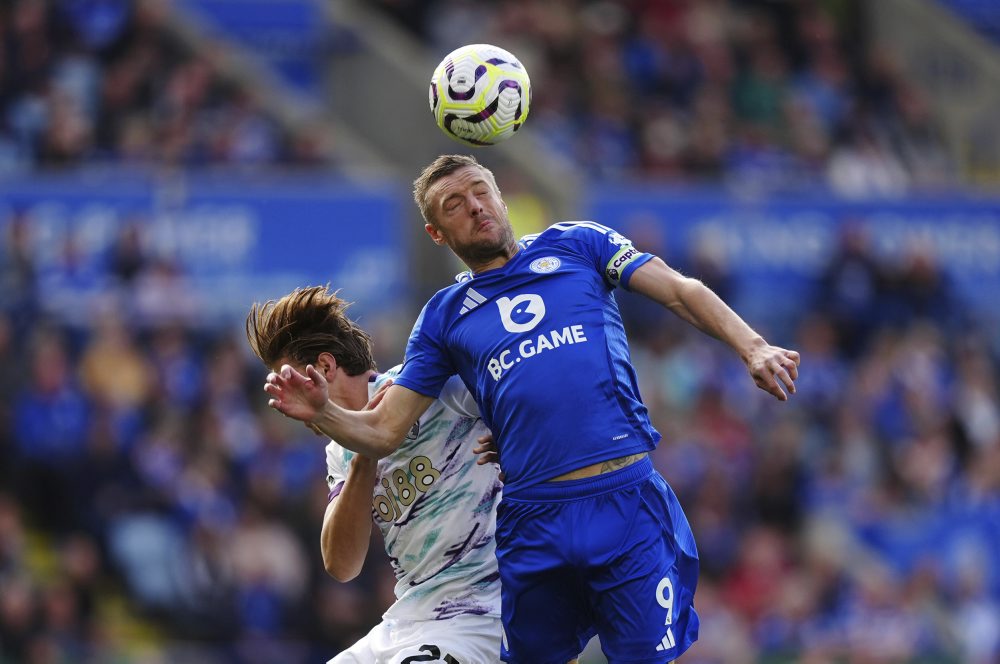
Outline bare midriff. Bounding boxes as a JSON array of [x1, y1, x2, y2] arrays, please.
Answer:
[[547, 452, 648, 481]]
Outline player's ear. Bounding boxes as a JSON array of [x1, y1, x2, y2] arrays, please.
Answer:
[[316, 352, 337, 378], [425, 223, 446, 245]]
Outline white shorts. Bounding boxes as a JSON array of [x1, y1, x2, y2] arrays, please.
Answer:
[[329, 614, 502, 664]]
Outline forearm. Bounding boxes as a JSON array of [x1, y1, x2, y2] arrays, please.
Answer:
[[311, 400, 407, 459], [629, 257, 799, 400], [321, 455, 378, 581], [669, 279, 766, 360], [630, 258, 763, 358], [267, 370, 432, 457]]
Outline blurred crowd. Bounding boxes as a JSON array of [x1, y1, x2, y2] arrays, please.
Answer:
[[939, 0, 1000, 44], [0, 208, 399, 662], [2, 1, 999, 664], [0, 0, 978, 213], [619, 223, 1000, 663], [0, 0, 327, 174], [0, 205, 393, 664], [2, 200, 999, 664], [2, 0, 962, 192], [380, 0, 956, 195]]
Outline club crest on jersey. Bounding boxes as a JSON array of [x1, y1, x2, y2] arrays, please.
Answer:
[[406, 421, 420, 440], [529, 256, 561, 274]]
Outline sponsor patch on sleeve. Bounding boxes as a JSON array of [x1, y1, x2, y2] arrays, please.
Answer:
[[605, 245, 642, 285]]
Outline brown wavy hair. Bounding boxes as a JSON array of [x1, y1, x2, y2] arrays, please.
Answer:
[[246, 285, 376, 375]]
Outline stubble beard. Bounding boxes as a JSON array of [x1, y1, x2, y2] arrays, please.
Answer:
[[452, 219, 517, 270]]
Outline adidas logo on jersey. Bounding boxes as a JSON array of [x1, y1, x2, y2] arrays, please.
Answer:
[[460, 287, 487, 315], [655, 628, 676, 652]]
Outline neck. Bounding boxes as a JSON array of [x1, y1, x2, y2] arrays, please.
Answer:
[[470, 242, 519, 274], [329, 369, 378, 411]]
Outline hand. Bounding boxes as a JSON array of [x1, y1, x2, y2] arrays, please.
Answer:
[[744, 344, 800, 401], [472, 432, 505, 482], [264, 364, 330, 423], [299, 380, 391, 437]]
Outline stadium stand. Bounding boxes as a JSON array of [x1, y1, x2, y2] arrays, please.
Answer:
[[0, 0, 330, 173], [938, 0, 1000, 44], [1, 1, 998, 663], [373, 0, 957, 194]]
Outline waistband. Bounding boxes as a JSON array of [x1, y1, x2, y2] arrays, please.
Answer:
[[503, 456, 654, 503]]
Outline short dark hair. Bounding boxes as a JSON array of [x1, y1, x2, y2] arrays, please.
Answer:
[[246, 285, 376, 375], [412, 154, 500, 227]]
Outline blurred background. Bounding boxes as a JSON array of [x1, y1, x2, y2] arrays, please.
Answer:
[[1, 0, 999, 662]]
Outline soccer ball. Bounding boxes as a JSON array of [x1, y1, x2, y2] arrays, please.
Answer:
[[429, 44, 531, 147]]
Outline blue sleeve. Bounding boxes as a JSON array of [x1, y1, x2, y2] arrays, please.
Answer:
[[394, 302, 455, 399], [560, 222, 654, 291]]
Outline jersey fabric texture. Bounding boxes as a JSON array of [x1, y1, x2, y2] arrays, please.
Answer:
[[325, 367, 502, 621], [395, 221, 659, 496], [495, 457, 699, 663]]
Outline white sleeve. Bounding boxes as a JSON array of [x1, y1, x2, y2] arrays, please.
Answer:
[[325, 442, 350, 494], [437, 375, 480, 418]]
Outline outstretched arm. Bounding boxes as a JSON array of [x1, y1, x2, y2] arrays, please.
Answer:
[[628, 257, 800, 401], [265, 364, 434, 456]]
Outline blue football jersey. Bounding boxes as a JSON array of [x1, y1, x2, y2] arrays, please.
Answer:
[[396, 221, 660, 495]]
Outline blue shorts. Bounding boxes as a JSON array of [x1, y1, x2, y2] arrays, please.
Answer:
[[495, 457, 699, 664]]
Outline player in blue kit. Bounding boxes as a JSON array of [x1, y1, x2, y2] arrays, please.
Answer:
[[264, 155, 800, 663]]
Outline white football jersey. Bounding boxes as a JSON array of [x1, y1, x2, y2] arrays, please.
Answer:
[[325, 366, 502, 620]]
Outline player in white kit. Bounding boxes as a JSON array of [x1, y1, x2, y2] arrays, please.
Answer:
[[246, 285, 503, 664]]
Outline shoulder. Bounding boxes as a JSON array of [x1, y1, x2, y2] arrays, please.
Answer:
[[416, 271, 500, 333], [521, 221, 629, 251], [525, 222, 653, 287], [325, 440, 351, 467], [367, 365, 402, 397], [374, 365, 403, 387], [411, 286, 461, 338], [422, 279, 474, 313]]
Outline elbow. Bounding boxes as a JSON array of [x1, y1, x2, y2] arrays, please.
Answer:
[[680, 274, 707, 296], [670, 276, 707, 309], [320, 531, 363, 582], [370, 431, 404, 459], [323, 555, 361, 583], [326, 566, 360, 583]]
